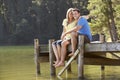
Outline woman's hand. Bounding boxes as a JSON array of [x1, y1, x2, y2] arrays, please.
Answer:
[[61, 33, 66, 40]]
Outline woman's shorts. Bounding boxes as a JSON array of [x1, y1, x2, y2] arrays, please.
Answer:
[[53, 40, 62, 45]]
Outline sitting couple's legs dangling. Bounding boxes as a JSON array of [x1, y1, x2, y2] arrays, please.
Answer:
[[52, 39, 71, 67], [52, 32, 78, 68], [55, 39, 70, 67]]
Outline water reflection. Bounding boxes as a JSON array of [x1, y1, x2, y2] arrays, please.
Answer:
[[1, 46, 120, 80], [100, 72, 105, 80]]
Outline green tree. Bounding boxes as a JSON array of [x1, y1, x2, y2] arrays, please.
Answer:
[[0, 0, 89, 45], [87, 0, 120, 41]]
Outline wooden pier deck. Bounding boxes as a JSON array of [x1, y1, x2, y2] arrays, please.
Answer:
[[34, 34, 120, 78]]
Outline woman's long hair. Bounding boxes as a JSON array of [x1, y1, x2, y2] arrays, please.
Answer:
[[66, 8, 74, 25]]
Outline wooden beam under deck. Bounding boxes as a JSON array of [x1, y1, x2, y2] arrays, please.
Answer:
[[85, 42, 120, 53], [39, 42, 120, 54], [85, 57, 120, 66]]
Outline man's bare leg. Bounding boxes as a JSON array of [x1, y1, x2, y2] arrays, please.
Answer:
[[55, 40, 70, 67], [68, 32, 78, 56]]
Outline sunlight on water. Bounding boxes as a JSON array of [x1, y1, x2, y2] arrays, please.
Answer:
[[0, 46, 120, 80]]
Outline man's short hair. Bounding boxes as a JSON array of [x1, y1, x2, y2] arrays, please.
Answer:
[[72, 8, 80, 13]]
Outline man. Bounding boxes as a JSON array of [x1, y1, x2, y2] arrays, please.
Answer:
[[55, 8, 92, 67]]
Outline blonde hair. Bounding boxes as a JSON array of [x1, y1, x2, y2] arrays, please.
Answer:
[[66, 8, 73, 19], [65, 8, 74, 25]]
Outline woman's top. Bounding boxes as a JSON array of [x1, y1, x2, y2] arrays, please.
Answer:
[[62, 19, 77, 40]]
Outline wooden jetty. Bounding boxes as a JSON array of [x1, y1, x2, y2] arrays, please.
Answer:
[[34, 34, 120, 79]]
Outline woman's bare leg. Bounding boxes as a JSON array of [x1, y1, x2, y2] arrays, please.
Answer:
[[53, 44, 61, 65], [55, 40, 70, 67], [52, 42, 60, 65], [57, 44, 61, 59]]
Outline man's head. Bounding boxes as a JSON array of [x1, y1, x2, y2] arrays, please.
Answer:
[[72, 8, 80, 20]]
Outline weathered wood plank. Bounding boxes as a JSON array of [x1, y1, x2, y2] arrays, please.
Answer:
[[49, 39, 56, 76], [37, 52, 120, 65], [84, 53, 106, 58], [39, 45, 49, 53], [39, 42, 120, 54], [34, 39, 41, 75], [78, 35, 84, 79], [85, 57, 120, 65], [85, 42, 120, 53]]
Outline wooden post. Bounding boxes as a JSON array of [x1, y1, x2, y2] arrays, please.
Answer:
[[100, 34, 105, 71], [49, 39, 56, 76], [99, 34, 105, 43], [34, 39, 40, 75], [78, 35, 84, 79]]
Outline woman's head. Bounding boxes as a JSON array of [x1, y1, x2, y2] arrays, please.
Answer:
[[66, 8, 74, 22]]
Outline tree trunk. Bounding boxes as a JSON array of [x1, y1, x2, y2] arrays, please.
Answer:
[[108, 0, 119, 41]]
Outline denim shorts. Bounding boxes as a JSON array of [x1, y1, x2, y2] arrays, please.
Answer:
[[53, 40, 62, 45]]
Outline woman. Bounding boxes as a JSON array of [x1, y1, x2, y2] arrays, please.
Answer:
[[52, 8, 77, 67]]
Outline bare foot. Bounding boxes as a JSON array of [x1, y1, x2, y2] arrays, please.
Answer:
[[68, 53, 74, 57], [55, 61, 65, 68], [53, 61, 59, 66]]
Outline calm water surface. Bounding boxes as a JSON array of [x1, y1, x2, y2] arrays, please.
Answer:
[[0, 46, 120, 80]]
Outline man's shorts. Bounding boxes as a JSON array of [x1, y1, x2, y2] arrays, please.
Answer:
[[78, 33, 90, 43]]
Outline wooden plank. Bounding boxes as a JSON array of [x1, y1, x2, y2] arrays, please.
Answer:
[[85, 57, 120, 65], [39, 45, 49, 53], [85, 42, 120, 53], [84, 53, 106, 58], [39, 42, 120, 54]]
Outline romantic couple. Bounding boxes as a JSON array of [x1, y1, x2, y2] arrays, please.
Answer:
[[52, 8, 92, 68]]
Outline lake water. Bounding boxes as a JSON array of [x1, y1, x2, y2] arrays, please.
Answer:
[[0, 46, 120, 80]]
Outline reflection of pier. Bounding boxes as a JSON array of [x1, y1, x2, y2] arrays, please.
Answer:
[[34, 34, 120, 79]]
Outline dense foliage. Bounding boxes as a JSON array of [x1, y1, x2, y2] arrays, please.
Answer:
[[87, 0, 120, 40], [0, 0, 88, 45], [1, 0, 119, 44]]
